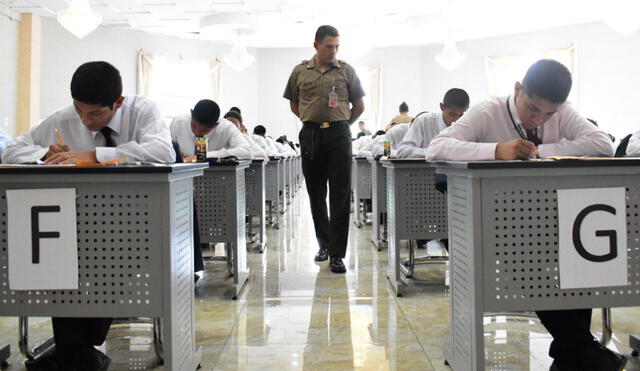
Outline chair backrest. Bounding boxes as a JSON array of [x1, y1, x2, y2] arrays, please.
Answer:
[[615, 134, 632, 158]]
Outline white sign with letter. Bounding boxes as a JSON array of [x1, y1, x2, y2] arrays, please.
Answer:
[[557, 187, 627, 289], [7, 188, 78, 290]]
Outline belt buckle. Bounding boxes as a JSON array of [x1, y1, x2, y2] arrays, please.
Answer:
[[320, 122, 330, 129]]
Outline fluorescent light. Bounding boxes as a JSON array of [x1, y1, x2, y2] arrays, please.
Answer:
[[57, 0, 102, 39]]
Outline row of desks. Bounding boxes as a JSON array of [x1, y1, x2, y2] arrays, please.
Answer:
[[358, 156, 640, 370], [0, 156, 302, 370]]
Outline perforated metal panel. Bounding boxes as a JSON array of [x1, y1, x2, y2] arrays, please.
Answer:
[[194, 165, 247, 244], [370, 158, 387, 244], [0, 182, 163, 317], [245, 161, 265, 217], [265, 160, 279, 203], [481, 174, 640, 312], [355, 158, 372, 200], [393, 165, 447, 239]]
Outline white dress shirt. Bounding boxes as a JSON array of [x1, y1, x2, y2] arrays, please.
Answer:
[[252, 134, 278, 157], [357, 124, 410, 157], [397, 113, 446, 158], [425, 95, 614, 161], [265, 136, 281, 156], [170, 115, 253, 160], [626, 131, 640, 156], [2, 96, 175, 164], [274, 141, 296, 157], [244, 133, 268, 159]]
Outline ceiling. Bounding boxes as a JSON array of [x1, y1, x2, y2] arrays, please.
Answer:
[[0, 0, 632, 49]]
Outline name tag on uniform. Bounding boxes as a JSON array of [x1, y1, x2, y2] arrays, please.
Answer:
[[328, 87, 338, 108]]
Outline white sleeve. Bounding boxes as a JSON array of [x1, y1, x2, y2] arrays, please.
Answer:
[[626, 131, 640, 156], [2, 117, 53, 164], [537, 105, 614, 158], [425, 108, 498, 161], [207, 125, 254, 159], [396, 121, 428, 158], [100, 102, 175, 163]]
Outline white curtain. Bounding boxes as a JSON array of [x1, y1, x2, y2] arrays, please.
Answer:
[[210, 58, 221, 103], [368, 64, 382, 130], [137, 50, 154, 96]]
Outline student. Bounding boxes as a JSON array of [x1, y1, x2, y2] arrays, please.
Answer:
[[251, 125, 278, 157], [276, 136, 297, 157], [369, 124, 410, 157], [396, 88, 469, 158], [625, 130, 640, 156], [2, 61, 175, 371], [170, 99, 252, 160], [426, 60, 620, 371], [223, 110, 268, 159], [387, 101, 413, 129], [0, 129, 12, 159]]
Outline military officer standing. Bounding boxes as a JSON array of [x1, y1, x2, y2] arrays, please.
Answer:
[[283, 25, 365, 273]]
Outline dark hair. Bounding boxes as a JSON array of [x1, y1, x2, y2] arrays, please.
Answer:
[[230, 106, 241, 114], [253, 125, 266, 136], [70, 61, 122, 107], [276, 137, 285, 144], [223, 110, 243, 124], [399, 101, 409, 113], [315, 25, 339, 43], [522, 59, 572, 104], [374, 130, 386, 138], [191, 99, 220, 127], [356, 132, 365, 139], [443, 88, 470, 109]]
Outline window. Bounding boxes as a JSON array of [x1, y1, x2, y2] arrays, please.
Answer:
[[485, 46, 577, 105], [351, 65, 381, 137], [138, 52, 220, 125]]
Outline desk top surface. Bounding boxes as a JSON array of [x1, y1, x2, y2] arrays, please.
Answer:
[[433, 158, 640, 169], [0, 163, 208, 174]]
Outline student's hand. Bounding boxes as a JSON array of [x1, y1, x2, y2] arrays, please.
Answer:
[[44, 143, 70, 159], [45, 151, 98, 164], [495, 139, 537, 160]]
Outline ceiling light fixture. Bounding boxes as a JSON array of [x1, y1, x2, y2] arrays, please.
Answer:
[[57, 0, 102, 39], [435, 35, 466, 71], [224, 38, 255, 72]]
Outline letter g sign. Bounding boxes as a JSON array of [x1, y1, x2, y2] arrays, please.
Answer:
[[572, 204, 618, 263]]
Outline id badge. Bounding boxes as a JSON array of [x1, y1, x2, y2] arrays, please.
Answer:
[[328, 88, 338, 108]]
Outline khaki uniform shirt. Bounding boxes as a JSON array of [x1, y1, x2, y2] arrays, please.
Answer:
[[283, 57, 365, 123], [389, 113, 413, 125]]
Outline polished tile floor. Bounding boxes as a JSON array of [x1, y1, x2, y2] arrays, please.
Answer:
[[1, 190, 639, 370]]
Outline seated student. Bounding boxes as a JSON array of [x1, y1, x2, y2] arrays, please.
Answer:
[[253, 125, 281, 157], [170, 100, 252, 160], [426, 59, 620, 371], [352, 133, 373, 154], [396, 88, 469, 158], [276, 136, 297, 157], [223, 110, 268, 159], [387, 101, 413, 129], [2, 61, 175, 371], [625, 130, 640, 156], [367, 124, 410, 157], [0, 129, 12, 159]]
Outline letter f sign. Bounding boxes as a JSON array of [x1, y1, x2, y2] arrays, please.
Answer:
[[31, 206, 61, 264]]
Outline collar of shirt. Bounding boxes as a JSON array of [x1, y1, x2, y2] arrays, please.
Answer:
[[306, 56, 341, 70], [507, 94, 528, 137], [437, 112, 447, 129], [89, 104, 123, 138]]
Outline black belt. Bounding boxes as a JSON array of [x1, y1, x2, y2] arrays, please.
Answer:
[[303, 120, 348, 129]]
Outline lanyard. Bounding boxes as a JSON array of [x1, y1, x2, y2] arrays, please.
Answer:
[[506, 95, 532, 140]]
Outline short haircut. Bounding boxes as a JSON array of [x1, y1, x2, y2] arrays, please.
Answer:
[[315, 25, 339, 43], [522, 59, 572, 104], [223, 110, 242, 123], [230, 106, 241, 114], [399, 101, 409, 113], [443, 88, 470, 109], [374, 130, 386, 138], [191, 99, 220, 127], [253, 125, 266, 135], [71, 61, 122, 108]]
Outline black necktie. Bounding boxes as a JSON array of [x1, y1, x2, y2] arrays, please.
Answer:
[[100, 126, 116, 147], [526, 129, 542, 146]]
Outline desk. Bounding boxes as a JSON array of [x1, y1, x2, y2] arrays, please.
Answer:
[[278, 158, 287, 214], [435, 160, 640, 371], [0, 164, 205, 371], [382, 159, 448, 296], [353, 157, 373, 228], [265, 158, 281, 228], [368, 157, 387, 250], [194, 160, 250, 299], [245, 159, 267, 253]]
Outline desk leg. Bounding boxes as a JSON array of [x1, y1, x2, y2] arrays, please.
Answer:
[[0, 344, 8, 368], [232, 241, 250, 300]]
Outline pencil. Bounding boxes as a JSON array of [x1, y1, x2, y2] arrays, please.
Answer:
[[55, 128, 65, 145]]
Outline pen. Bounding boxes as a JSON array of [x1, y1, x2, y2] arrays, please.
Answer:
[[55, 128, 65, 145]]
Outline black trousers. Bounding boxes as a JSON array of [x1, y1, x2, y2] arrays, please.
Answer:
[[52, 317, 113, 350], [299, 121, 352, 259], [194, 203, 204, 272], [536, 309, 594, 359]]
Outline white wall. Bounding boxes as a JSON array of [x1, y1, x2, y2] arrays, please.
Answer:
[[38, 18, 258, 129], [0, 14, 18, 137]]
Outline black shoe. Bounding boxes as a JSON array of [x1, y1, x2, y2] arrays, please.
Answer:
[[579, 341, 627, 371], [329, 257, 346, 273], [549, 357, 579, 371], [59, 346, 111, 371], [314, 249, 328, 262], [25, 351, 62, 371]]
